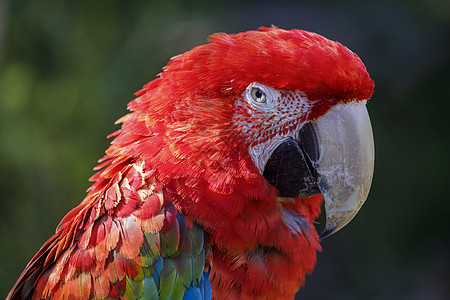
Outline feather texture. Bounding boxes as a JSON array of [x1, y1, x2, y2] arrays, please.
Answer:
[[8, 27, 373, 299], [8, 159, 210, 300]]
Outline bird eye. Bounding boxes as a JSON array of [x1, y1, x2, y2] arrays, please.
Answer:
[[251, 88, 267, 103]]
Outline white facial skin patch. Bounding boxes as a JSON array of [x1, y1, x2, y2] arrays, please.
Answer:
[[233, 82, 314, 174]]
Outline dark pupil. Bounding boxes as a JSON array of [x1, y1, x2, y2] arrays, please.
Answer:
[[255, 89, 263, 98]]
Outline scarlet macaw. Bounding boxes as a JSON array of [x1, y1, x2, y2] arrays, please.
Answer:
[[7, 26, 374, 300]]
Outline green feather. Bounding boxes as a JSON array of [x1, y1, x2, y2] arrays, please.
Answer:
[[136, 214, 210, 299], [170, 216, 207, 287], [159, 259, 186, 300], [170, 255, 193, 287], [189, 226, 205, 256], [142, 276, 160, 300], [140, 232, 161, 266], [124, 275, 144, 300], [191, 250, 206, 286], [142, 265, 153, 279], [160, 222, 180, 257]]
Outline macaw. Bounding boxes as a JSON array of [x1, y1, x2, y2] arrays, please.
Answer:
[[7, 26, 374, 300]]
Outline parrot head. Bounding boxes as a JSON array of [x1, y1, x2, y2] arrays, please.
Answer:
[[113, 26, 374, 241]]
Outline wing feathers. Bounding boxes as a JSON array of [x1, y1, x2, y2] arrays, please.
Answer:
[[8, 159, 211, 299], [118, 217, 144, 260]]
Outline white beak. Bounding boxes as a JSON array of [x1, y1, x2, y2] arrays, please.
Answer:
[[312, 101, 375, 238]]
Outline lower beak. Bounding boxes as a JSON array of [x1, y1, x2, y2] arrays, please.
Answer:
[[263, 102, 374, 238]]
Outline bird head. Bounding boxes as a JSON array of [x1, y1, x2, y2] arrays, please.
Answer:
[[110, 26, 374, 241]]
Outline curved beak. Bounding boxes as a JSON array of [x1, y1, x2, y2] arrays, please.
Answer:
[[263, 101, 374, 238], [313, 102, 374, 238]]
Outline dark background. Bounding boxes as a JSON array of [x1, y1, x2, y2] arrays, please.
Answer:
[[1, 0, 449, 299]]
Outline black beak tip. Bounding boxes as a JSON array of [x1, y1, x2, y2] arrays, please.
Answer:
[[319, 228, 333, 239]]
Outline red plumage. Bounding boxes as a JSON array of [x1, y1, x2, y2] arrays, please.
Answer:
[[8, 26, 374, 299]]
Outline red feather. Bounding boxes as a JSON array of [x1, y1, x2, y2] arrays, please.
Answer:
[[8, 27, 373, 299]]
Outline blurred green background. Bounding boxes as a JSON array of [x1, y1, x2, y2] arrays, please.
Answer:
[[1, 0, 449, 299]]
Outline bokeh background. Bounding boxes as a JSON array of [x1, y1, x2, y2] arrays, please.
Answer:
[[1, 0, 449, 299]]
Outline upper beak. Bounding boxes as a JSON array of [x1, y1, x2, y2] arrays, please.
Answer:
[[263, 101, 374, 238]]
